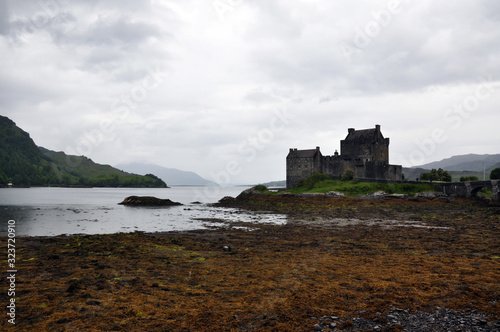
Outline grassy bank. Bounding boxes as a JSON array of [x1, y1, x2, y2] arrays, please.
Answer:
[[278, 175, 438, 197]]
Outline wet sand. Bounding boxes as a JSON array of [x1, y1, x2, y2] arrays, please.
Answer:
[[2, 195, 499, 330]]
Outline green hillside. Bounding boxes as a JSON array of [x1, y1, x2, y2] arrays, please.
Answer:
[[42, 150, 167, 187], [0, 115, 166, 188], [0, 116, 55, 186]]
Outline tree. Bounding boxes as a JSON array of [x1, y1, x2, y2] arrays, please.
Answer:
[[420, 172, 430, 181], [491, 168, 500, 180], [62, 175, 71, 186], [440, 169, 452, 182], [460, 175, 479, 182], [110, 175, 119, 187], [420, 168, 452, 182], [0, 173, 6, 186]]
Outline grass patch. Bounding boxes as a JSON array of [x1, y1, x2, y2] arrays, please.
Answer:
[[287, 176, 437, 197], [477, 187, 493, 198]]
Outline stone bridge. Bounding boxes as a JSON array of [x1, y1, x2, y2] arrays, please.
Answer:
[[439, 180, 499, 201]]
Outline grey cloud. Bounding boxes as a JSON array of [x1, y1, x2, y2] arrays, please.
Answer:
[[243, 89, 280, 105], [0, 0, 74, 43], [244, 1, 500, 96], [83, 16, 161, 46], [0, 1, 9, 34], [480, 1, 500, 21], [244, 1, 304, 42]]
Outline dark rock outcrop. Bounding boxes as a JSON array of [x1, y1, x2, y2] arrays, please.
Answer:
[[119, 196, 182, 206]]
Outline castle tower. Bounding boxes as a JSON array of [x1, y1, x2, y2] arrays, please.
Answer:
[[340, 124, 389, 163]]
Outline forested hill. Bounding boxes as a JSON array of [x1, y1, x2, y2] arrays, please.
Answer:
[[0, 115, 166, 188]]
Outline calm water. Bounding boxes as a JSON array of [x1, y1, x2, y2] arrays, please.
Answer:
[[0, 187, 287, 237]]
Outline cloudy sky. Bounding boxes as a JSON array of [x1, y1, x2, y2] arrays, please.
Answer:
[[1, 0, 499, 184]]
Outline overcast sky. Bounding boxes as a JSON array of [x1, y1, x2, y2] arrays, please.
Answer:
[[1, 0, 499, 184]]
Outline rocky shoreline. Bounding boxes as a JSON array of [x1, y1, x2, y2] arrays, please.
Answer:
[[2, 193, 499, 331], [312, 307, 499, 331], [228, 186, 475, 200]]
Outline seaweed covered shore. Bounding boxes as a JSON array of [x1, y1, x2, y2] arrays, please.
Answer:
[[2, 193, 500, 331]]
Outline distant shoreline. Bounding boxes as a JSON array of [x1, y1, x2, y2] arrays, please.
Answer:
[[0, 185, 171, 189]]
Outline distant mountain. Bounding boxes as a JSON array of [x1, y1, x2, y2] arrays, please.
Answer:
[[115, 163, 217, 186], [0, 115, 166, 187], [403, 154, 500, 181], [259, 180, 286, 188], [415, 154, 500, 172]]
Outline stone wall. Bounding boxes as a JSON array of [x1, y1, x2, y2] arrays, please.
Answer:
[[286, 148, 322, 189], [439, 180, 500, 201], [321, 156, 349, 178]]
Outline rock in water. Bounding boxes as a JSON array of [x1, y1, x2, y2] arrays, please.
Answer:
[[119, 196, 182, 206], [218, 196, 236, 204]]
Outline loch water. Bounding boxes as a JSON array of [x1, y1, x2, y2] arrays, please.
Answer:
[[0, 187, 287, 237]]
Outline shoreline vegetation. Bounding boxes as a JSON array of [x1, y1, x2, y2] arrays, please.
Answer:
[[282, 175, 439, 197], [4, 185, 500, 330], [263, 173, 495, 200]]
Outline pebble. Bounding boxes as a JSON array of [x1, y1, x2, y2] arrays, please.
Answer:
[[313, 324, 323, 331], [311, 307, 499, 331]]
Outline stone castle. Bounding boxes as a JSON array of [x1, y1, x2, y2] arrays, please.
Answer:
[[286, 125, 402, 189]]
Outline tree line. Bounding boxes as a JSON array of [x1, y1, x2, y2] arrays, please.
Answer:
[[419, 168, 500, 182]]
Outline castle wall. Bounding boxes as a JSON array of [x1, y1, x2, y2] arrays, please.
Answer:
[[386, 164, 402, 181], [377, 139, 390, 162], [286, 149, 322, 189], [321, 156, 348, 178], [320, 157, 401, 181], [341, 137, 389, 163]]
